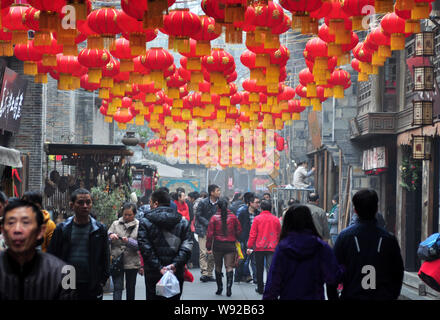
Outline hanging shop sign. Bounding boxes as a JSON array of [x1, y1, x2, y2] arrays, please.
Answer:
[[412, 100, 433, 126], [362, 146, 388, 175], [0, 66, 28, 134], [412, 135, 432, 160]]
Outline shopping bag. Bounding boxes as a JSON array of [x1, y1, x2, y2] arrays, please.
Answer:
[[235, 241, 244, 260], [184, 266, 194, 282], [156, 270, 181, 298]]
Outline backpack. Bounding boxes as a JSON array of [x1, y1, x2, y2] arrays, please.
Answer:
[[417, 233, 440, 262], [418, 259, 440, 292]]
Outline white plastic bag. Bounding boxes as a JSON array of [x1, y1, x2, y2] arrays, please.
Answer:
[[156, 270, 181, 298]]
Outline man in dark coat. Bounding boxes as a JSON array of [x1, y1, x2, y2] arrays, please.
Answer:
[[137, 189, 193, 300], [48, 188, 110, 300], [327, 189, 404, 300], [195, 184, 221, 282]]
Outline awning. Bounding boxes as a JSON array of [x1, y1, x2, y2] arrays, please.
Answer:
[[0, 146, 22, 168], [134, 159, 183, 178]]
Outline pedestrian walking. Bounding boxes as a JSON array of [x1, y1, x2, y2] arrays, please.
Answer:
[[236, 192, 260, 283], [0, 199, 73, 300], [328, 189, 404, 300], [247, 200, 281, 294], [229, 192, 244, 215], [48, 188, 110, 300], [195, 184, 221, 282], [172, 190, 190, 221], [108, 202, 141, 300], [263, 193, 271, 201], [206, 199, 242, 297], [327, 194, 339, 246], [137, 189, 193, 300], [263, 205, 343, 300], [22, 191, 57, 253], [306, 193, 331, 243], [187, 191, 201, 268]]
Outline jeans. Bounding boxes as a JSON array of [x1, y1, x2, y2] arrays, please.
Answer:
[[112, 269, 138, 300], [254, 251, 273, 292]]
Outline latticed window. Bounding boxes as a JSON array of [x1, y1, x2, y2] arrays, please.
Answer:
[[358, 81, 371, 102]]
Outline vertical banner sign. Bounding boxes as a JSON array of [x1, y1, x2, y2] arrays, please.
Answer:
[[0, 67, 28, 133]]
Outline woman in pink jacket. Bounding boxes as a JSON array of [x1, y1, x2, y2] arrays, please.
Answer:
[[247, 200, 281, 294]]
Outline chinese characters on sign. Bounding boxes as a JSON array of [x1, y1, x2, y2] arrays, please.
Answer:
[[362, 146, 388, 175], [0, 66, 28, 134]]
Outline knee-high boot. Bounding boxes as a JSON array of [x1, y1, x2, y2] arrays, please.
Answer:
[[215, 272, 223, 295], [226, 271, 233, 297]]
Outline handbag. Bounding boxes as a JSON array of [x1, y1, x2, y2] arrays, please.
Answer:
[[233, 242, 244, 268], [110, 250, 125, 277]]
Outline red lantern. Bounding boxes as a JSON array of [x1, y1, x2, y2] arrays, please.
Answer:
[[99, 57, 120, 99], [380, 12, 409, 51], [329, 69, 351, 99], [202, 48, 235, 95], [0, 28, 12, 56], [3, 5, 30, 45], [80, 74, 100, 91], [117, 10, 158, 56], [34, 34, 63, 67], [279, 0, 322, 34], [192, 15, 221, 56], [340, 0, 375, 30], [14, 41, 43, 75], [110, 37, 137, 72], [163, 9, 202, 54], [87, 7, 121, 50], [78, 48, 111, 83], [142, 47, 174, 89]]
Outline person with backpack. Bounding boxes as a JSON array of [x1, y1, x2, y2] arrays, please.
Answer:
[[328, 189, 404, 300]]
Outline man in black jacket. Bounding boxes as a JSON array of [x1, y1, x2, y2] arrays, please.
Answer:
[[0, 200, 73, 300], [195, 184, 221, 282], [48, 188, 110, 300], [138, 189, 193, 300], [327, 189, 404, 300]]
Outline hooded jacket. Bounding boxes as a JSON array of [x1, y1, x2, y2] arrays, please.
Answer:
[[330, 220, 404, 300], [263, 230, 343, 300], [47, 215, 110, 297], [137, 206, 193, 279]]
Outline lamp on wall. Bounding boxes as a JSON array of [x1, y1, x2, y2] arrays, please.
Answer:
[[414, 66, 434, 91], [412, 135, 433, 160], [412, 100, 433, 126], [415, 32, 435, 56]]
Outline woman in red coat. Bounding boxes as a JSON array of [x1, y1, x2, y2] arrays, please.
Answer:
[[206, 199, 242, 297], [171, 191, 190, 221]]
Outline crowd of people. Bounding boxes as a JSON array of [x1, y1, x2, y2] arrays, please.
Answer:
[[0, 184, 405, 300]]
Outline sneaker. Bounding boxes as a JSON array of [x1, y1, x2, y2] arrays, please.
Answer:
[[200, 275, 209, 282], [206, 276, 216, 282], [245, 276, 253, 283]]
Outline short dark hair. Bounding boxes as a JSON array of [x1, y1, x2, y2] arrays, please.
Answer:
[[243, 192, 255, 205], [0, 191, 7, 204], [188, 191, 200, 200], [287, 198, 300, 206], [208, 184, 219, 196], [332, 194, 339, 203], [22, 191, 43, 207], [2, 199, 44, 227], [139, 195, 149, 205], [260, 200, 272, 212], [176, 187, 185, 194], [263, 193, 271, 198], [308, 193, 319, 202], [157, 187, 170, 194], [151, 189, 171, 206], [121, 202, 137, 215], [352, 189, 378, 220], [70, 188, 91, 203], [200, 191, 208, 199]]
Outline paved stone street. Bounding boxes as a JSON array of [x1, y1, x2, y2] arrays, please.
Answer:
[[104, 268, 264, 300]]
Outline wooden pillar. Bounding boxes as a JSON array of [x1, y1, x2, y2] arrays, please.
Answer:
[[421, 159, 434, 241], [395, 146, 406, 261]]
